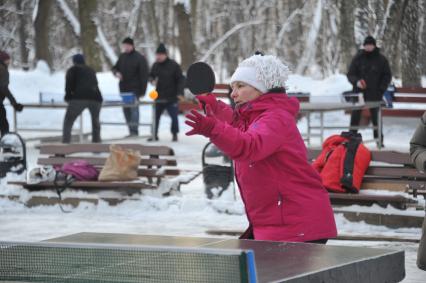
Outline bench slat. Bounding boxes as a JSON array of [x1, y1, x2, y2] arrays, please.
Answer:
[[38, 157, 177, 167], [39, 144, 174, 156], [8, 181, 157, 189]]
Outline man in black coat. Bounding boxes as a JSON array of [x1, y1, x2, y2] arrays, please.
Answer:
[[63, 54, 103, 143], [112, 37, 149, 137], [148, 43, 185, 142], [347, 35, 391, 146], [0, 51, 23, 137]]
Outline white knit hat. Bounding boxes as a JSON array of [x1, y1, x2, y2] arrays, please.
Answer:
[[230, 54, 290, 93]]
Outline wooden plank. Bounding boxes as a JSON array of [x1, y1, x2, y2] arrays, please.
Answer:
[[334, 209, 424, 229], [395, 87, 426, 94], [370, 150, 412, 165], [365, 166, 423, 178], [329, 192, 416, 203], [38, 157, 177, 167], [8, 181, 157, 189], [381, 109, 424, 117], [39, 144, 174, 156], [137, 168, 180, 177], [392, 96, 426, 103]]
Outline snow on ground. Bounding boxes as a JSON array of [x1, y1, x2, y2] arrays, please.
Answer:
[[0, 68, 425, 281]]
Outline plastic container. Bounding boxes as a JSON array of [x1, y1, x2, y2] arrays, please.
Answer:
[[120, 92, 136, 104]]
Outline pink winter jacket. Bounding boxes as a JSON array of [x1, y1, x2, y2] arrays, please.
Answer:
[[208, 93, 337, 242]]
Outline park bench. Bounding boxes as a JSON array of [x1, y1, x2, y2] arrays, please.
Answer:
[[307, 148, 424, 209], [8, 143, 200, 197], [179, 83, 310, 112]]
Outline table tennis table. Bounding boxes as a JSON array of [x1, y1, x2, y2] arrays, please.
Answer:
[[0, 232, 405, 283]]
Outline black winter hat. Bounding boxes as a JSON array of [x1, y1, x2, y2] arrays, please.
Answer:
[[0, 51, 10, 62], [122, 37, 134, 45], [72, 53, 85, 65], [156, 43, 167, 54], [363, 35, 376, 46]]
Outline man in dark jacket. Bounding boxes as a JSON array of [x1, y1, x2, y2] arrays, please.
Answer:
[[0, 51, 24, 136], [63, 54, 103, 143], [148, 43, 185, 142], [410, 111, 426, 271], [347, 35, 391, 146], [112, 37, 149, 137]]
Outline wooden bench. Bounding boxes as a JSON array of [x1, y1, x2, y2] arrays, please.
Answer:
[[179, 84, 310, 112], [8, 143, 200, 196], [308, 148, 424, 209]]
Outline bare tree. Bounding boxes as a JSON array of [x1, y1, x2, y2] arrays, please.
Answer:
[[78, 0, 102, 71], [15, 0, 30, 70], [34, 0, 53, 69], [174, 3, 196, 70], [401, 0, 421, 87], [338, 0, 356, 72]]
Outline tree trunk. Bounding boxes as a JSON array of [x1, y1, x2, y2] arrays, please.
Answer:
[[401, 0, 421, 87], [16, 0, 30, 70], [78, 0, 102, 71], [174, 3, 196, 71], [338, 0, 356, 72], [34, 0, 53, 70], [354, 0, 369, 46], [381, 0, 405, 77]]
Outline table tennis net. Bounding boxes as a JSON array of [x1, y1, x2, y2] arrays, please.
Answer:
[[0, 242, 255, 283]]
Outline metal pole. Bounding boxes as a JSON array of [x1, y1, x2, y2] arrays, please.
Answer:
[[378, 103, 382, 149], [151, 102, 156, 138], [79, 115, 84, 143], [320, 112, 324, 144], [307, 112, 311, 146], [13, 107, 17, 132]]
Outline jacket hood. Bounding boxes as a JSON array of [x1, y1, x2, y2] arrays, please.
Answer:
[[236, 93, 300, 120]]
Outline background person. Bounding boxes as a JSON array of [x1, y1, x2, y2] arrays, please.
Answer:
[[112, 37, 149, 137], [0, 51, 24, 137], [347, 35, 391, 147], [148, 43, 185, 142], [409, 111, 426, 271], [62, 54, 102, 143]]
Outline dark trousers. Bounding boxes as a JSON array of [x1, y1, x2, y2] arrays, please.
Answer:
[[350, 107, 382, 142], [62, 100, 101, 143], [154, 102, 179, 137], [122, 94, 139, 135], [0, 104, 9, 136]]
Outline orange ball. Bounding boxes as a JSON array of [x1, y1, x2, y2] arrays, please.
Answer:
[[149, 90, 158, 100]]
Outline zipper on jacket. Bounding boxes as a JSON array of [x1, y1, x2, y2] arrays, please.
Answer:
[[278, 193, 284, 225]]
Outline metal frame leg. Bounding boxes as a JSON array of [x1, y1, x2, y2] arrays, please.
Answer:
[[13, 108, 17, 132], [320, 112, 324, 144], [151, 102, 156, 138], [307, 112, 311, 146], [378, 104, 382, 149], [78, 115, 84, 143]]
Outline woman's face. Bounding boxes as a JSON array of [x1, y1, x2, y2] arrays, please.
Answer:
[[230, 82, 262, 106]]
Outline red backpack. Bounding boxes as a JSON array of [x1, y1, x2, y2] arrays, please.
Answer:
[[312, 132, 371, 193]]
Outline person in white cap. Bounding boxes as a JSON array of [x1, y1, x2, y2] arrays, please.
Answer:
[[185, 54, 337, 243]]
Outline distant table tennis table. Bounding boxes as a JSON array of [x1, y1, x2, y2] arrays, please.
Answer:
[[300, 102, 383, 148], [12, 101, 157, 142], [0, 232, 404, 283]]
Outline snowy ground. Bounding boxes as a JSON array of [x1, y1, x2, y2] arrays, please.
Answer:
[[0, 66, 425, 282]]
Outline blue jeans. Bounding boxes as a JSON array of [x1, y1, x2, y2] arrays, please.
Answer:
[[154, 102, 179, 136], [121, 92, 139, 135]]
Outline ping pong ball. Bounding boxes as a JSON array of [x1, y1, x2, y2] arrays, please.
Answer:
[[149, 90, 158, 100]]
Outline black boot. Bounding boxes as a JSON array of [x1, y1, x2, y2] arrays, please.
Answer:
[[147, 136, 159, 142]]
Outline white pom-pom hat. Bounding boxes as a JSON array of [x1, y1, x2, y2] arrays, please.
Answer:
[[230, 54, 290, 93]]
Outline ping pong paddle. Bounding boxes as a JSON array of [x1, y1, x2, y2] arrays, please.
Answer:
[[186, 62, 216, 113]]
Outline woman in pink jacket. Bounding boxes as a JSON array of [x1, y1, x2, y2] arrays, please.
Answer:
[[185, 54, 337, 243]]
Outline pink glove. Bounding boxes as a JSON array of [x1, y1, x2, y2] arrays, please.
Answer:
[[196, 94, 217, 111], [185, 105, 217, 137]]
